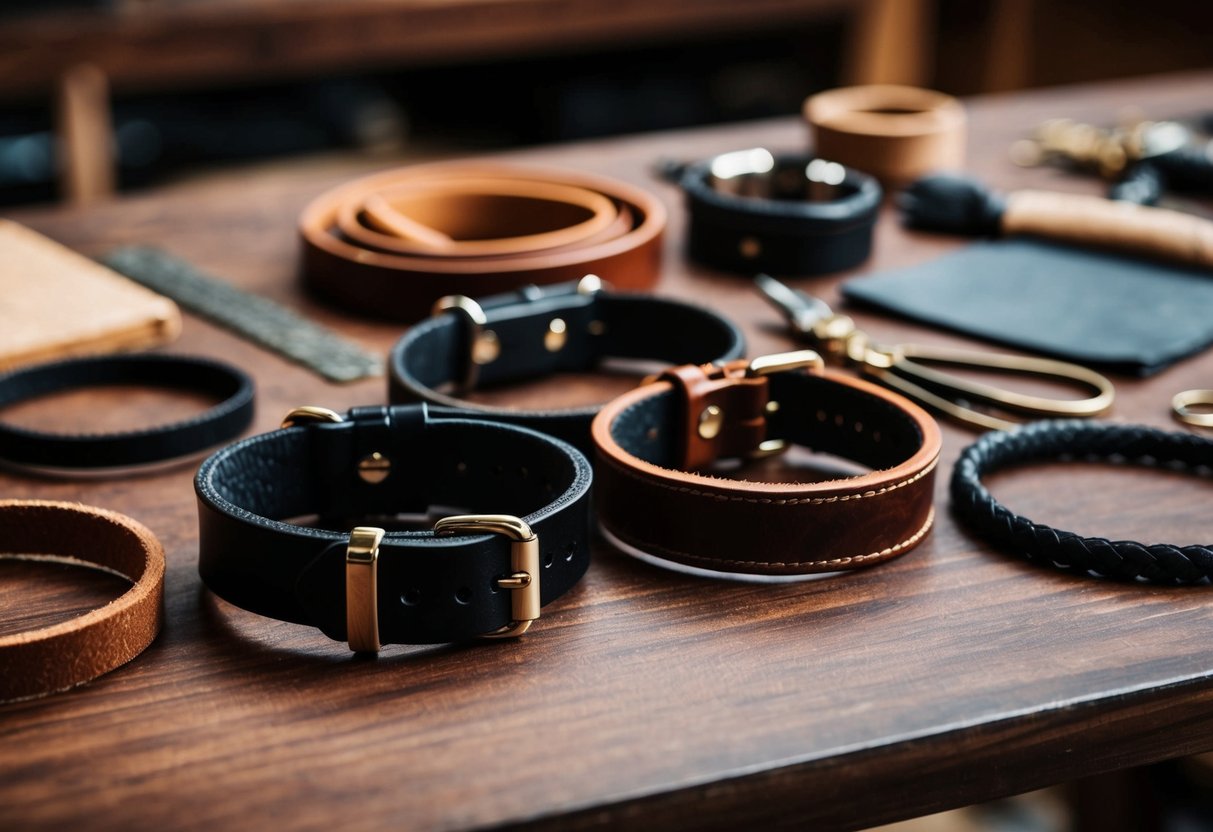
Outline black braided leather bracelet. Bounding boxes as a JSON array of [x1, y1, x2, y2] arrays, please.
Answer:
[[951, 420, 1213, 584]]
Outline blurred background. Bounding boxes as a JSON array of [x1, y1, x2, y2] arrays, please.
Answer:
[[1, 0, 1210, 207]]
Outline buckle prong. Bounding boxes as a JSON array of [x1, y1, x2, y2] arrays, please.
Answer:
[[745, 350, 824, 459]]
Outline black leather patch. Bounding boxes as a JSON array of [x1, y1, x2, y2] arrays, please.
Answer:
[[842, 239, 1213, 376]]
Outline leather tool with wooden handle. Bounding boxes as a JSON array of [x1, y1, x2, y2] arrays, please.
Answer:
[[901, 174, 1213, 270]]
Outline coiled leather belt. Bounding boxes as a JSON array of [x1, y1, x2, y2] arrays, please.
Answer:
[[299, 162, 667, 322]]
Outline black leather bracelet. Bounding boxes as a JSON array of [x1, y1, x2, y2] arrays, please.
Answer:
[[670, 149, 882, 276], [0, 354, 254, 471], [951, 420, 1213, 584], [195, 403, 593, 650], [388, 276, 746, 456]]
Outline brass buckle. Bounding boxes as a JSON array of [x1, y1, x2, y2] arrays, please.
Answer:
[[434, 514, 540, 638], [281, 405, 343, 428], [744, 350, 824, 459], [432, 295, 501, 393]]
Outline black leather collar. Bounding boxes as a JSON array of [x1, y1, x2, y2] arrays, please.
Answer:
[[195, 404, 592, 648], [673, 150, 882, 276], [0, 354, 254, 472], [388, 279, 746, 456]]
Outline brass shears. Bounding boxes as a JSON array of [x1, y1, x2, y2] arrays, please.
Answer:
[[754, 274, 1115, 431]]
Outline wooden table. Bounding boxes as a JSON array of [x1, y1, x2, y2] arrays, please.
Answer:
[[3, 70, 1213, 831]]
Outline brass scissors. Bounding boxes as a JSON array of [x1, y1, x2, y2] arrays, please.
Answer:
[[754, 274, 1115, 431]]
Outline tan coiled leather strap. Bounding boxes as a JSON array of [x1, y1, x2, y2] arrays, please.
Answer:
[[300, 162, 666, 321], [0, 500, 164, 702]]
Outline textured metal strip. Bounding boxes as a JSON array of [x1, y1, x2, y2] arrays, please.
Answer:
[[103, 246, 382, 383]]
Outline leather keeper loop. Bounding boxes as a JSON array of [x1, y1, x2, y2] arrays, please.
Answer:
[[591, 361, 941, 578], [299, 162, 667, 322], [0, 500, 165, 702]]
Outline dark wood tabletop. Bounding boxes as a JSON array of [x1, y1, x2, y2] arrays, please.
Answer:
[[3, 70, 1213, 832]]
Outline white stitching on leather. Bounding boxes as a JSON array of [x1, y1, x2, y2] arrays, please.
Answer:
[[600, 453, 937, 504], [609, 508, 935, 570]]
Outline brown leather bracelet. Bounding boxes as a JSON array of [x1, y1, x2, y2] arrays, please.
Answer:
[[0, 500, 164, 702], [591, 351, 941, 578], [803, 85, 967, 186], [300, 162, 666, 321]]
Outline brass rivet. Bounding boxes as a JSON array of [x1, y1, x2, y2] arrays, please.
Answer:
[[473, 330, 500, 365], [766, 400, 780, 414], [739, 236, 762, 259], [358, 452, 392, 484], [544, 318, 568, 352], [698, 405, 723, 439]]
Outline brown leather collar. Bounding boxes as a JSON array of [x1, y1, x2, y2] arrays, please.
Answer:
[[0, 500, 164, 702], [299, 162, 666, 321], [590, 352, 941, 577]]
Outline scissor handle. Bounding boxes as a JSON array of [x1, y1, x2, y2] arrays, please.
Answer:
[[860, 343, 1115, 432]]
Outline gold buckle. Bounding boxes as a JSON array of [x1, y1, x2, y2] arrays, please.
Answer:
[[346, 526, 385, 652], [434, 514, 540, 638], [744, 350, 824, 459], [281, 405, 343, 428], [432, 295, 501, 393]]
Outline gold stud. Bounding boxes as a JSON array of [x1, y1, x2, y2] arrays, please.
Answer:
[[698, 405, 723, 439], [544, 318, 568, 352], [358, 452, 392, 484]]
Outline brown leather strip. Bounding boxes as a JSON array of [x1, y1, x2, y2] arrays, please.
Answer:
[[591, 365, 941, 576], [803, 85, 967, 186], [300, 162, 666, 321], [0, 500, 164, 702]]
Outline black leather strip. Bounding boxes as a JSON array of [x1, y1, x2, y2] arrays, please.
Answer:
[[388, 282, 746, 456], [678, 153, 881, 276], [951, 420, 1213, 584], [195, 404, 593, 645], [0, 354, 255, 470]]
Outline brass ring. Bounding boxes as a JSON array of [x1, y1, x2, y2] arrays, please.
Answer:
[[1172, 389, 1213, 428]]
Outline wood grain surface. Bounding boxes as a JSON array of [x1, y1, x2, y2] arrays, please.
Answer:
[[2, 71, 1213, 831]]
